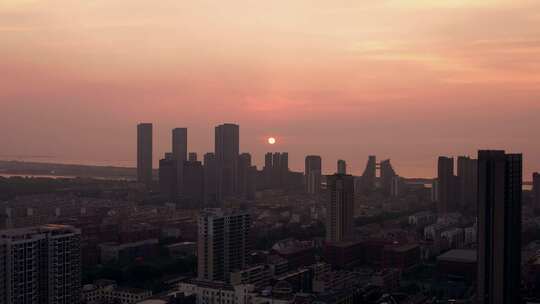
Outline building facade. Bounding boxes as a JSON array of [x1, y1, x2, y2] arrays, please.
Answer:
[[305, 156, 322, 194], [0, 224, 81, 304], [197, 209, 251, 282], [326, 174, 354, 243], [477, 150, 522, 304]]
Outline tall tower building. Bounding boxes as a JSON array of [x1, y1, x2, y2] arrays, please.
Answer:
[[137, 123, 153, 187], [337, 160, 347, 175], [360, 155, 377, 192], [533, 172, 540, 215], [203, 153, 218, 207], [379, 159, 397, 196], [280, 152, 289, 187], [457, 156, 478, 212], [215, 124, 240, 200], [263, 153, 274, 188], [159, 153, 178, 201], [305, 155, 322, 194], [197, 209, 251, 282], [477, 150, 522, 304], [183, 160, 204, 204], [237, 153, 256, 199], [172, 128, 188, 195], [326, 174, 355, 243], [0, 225, 81, 304], [437, 156, 456, 214]]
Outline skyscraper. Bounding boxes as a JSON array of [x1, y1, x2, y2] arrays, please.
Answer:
[[437, 156, 456, 214], [533, 172, 540, 215], [360, 155, 377, 193], [159, 153, 178, 201], [379, 159, 397, 196], [280, 152, 289, 187], [203, 153, 218, 206], [477, 150, 522, 304], [305, 155, 322, 194], [197, 209, 251, 282], [457, 156, 478, 211], [272, 153, 282, 188], [0, 225, 81, 304], [262, 152, 289, 189], [326, 174, 355, 243], [237, 153, 253, 199], [172, 128, 188, 195], [215, 124, 240, 200], [183, 159, 204, 204], [337, 159, 347, 175], [137, 123, 153, 187]]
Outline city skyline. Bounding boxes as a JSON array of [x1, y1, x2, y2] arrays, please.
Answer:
[[2, 1, 540, 178], [1, 121, 539, 180]]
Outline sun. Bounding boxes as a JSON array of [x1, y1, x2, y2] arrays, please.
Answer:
[[268, 137, 276, 145]]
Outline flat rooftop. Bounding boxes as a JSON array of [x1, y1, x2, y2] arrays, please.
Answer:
[[437, 249, 477, 263]]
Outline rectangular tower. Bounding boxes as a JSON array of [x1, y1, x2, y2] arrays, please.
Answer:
[[159, 153, 178, 201], [337, 159, 347, 175], [0, 225, 81, 304], [305, 155, 322, 194], [457, 156, 478, 211], [203, 153, 218, 207], [477, 150, 522, 304], [137, 123, 153, 187], [197, 209, 251, 282], [533, 172, 540, 215], [437, 156, 456, 214], [172, 128, 188, 195], [326, 174, 355, 243], [215, 124, 240, 200]]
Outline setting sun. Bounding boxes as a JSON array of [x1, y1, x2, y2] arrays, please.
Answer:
[[268, 137, 276, 145]]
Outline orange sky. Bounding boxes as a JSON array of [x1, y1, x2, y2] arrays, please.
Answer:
[[1, 0, 540, 177]]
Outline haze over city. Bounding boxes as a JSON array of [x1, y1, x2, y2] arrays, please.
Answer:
[[2, 0, 540, 177]]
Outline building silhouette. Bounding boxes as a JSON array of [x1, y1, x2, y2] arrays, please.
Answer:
[[437, 156, 456, 214], [0, 225, 81, 304], [159, 153, 178, 201], [263, 152, 289, 189], [379, 159, 397, 196], [534, 172, 540, 215], [360, 155, 377, 192], [337, 160, 347, 175], [183, 159, 204, 205], [172, 128, 188, 195], [477, 150, 522, 304], [457, 156, 478, 212], [189, 152, 198, 162], [203, 153, 218, 207], [305, 155, 322, 194], [238, 153, 256, 200], [215, 124, 239, 201], [137, 123, 153, 187], [326, 174, 355, 243], [197, 209, 251, 282]]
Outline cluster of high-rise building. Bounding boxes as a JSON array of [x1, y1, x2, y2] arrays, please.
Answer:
[[435, 156, 478, 214], [262, 152, 289, 189], [138, 123, 258, 206]]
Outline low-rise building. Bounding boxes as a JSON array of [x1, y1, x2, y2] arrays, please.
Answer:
[[100, 239, 159, 263], [230, 265, 272, 289]]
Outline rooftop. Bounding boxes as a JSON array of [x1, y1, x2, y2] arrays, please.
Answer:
[[437, 249, 477, 263]]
